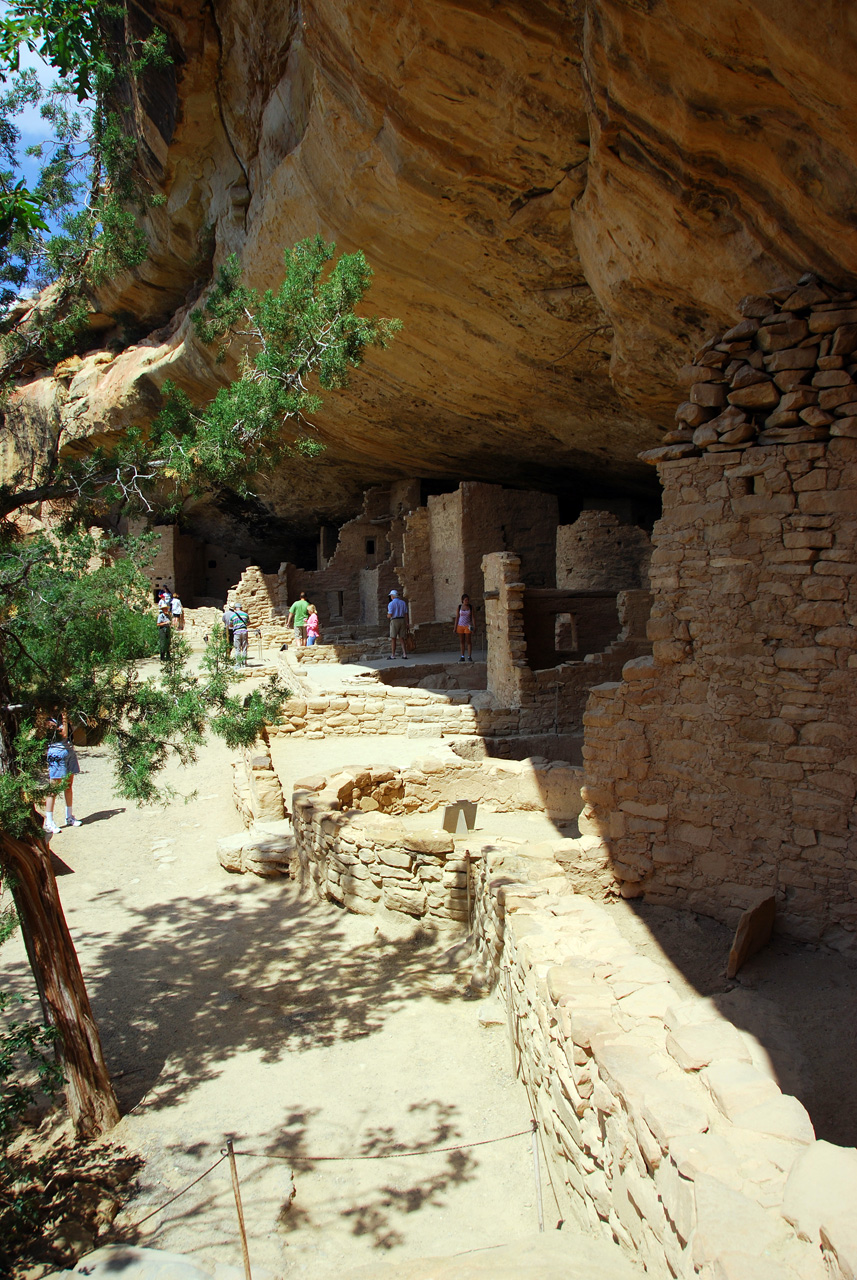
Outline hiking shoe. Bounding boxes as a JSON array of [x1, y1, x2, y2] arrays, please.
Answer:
[[459, 655, 466, 663], [467, 656, 473, 662], [65, 816, 82, 827], [43, 819, 61, 836]]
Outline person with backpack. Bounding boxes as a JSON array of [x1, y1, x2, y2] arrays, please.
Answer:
[[43, 710, 82, 835], [231, 603, 250, 666]]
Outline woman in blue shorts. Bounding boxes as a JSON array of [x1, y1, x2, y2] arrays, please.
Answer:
[[44, 711, 81, 835]]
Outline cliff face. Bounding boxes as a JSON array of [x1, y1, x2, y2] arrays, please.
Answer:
[[6, 0, 857, 536]]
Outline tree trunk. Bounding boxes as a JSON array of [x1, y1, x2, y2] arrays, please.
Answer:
[[2, 828, 120, 1139], [0, 644, 118, 1140]]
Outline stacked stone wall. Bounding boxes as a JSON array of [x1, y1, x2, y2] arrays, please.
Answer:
[[580, 438, 857, 947], [466, 861, 843, 1280], [290, 757, 582, 919], [282, 767, 848, 1280], [557, 511, 652, 591], [399, 505, 434, 626], [484, 552, 652, 728]]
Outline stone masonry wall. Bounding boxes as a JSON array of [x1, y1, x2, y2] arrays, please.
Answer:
[[557, 510, 653, 591], [580, 438, 857, 948], [483, 552, 652, 730], [465, 858, 848, 1280], [290, 758, 582, 920], [283, 771, 851, 1280]]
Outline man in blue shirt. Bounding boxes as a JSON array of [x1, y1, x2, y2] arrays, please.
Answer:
[[387, 589, 410, 660]]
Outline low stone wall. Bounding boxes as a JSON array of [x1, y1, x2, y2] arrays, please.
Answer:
[[231, 734, 286, 827], [283, 761, 851, 1279], [290, 756, 584, 919], [465, 861, 849, 1280], [291, 776, 472, 921], [270, 685, 485, 739]]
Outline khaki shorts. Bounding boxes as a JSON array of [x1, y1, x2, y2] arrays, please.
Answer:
[[389, 616, 409, 638]]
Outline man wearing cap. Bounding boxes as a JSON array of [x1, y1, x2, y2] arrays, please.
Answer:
[[387, 589, 410, 660]]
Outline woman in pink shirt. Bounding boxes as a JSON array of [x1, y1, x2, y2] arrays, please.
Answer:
[[306, 604, 321, 645], [454, 594, 474, 662]]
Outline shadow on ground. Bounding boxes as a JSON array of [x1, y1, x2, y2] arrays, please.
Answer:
[[75, 883, 464, 1117]]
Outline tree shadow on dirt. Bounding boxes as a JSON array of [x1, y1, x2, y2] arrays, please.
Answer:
[[70, 880, 466, 1117], [111, 1098, 480, 1258]]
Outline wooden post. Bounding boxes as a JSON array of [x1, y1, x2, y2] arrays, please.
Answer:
[[227, 1139, 252, 1280], [465, 850, 471, 928], [503, 965, 517, 1078], [530, 1119, 545, 1232]]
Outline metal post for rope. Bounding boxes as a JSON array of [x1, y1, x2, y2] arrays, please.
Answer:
[[503, 965, 518, 1079]]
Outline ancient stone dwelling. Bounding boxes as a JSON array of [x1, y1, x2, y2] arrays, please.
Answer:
[[3, 1, 857, 1275]]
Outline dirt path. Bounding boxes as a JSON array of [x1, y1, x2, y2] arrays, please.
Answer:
[[1, 727, 552, 1279]]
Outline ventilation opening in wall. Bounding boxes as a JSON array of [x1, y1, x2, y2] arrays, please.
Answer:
[[555, 612, 577, 653], [208, 559, 217, 568], [365, 537, 375, 557]]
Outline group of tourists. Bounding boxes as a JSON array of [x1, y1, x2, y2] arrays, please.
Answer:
[[155, 586, 184, 662], [386, 588, 475, 661], [153, 580, 476, 667], [286, 592, 321, 646]]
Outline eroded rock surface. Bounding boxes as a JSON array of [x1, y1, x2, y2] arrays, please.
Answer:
[[7, 1, 857, 533]]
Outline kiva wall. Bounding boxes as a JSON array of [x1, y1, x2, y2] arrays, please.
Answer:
[[580, 438, 857, 949], [557, 510, 652, 591]]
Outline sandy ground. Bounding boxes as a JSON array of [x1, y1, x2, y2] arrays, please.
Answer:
[[1, 716, 558, 1279], [3, 643, 857, 1279]]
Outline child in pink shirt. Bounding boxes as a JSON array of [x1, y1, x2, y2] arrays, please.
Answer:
[[306, 605, 320, 645]]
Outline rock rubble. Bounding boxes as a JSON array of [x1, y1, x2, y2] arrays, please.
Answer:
[[644, 275, 857, 465]]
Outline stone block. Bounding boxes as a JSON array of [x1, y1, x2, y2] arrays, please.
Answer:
[[692, 1172, 787, 1269], [382, 883, 427, 916], [641, 1080, 710, 1150], [375, 847, 412, 869], [617, 982, 676, 1020], [782, 1140, 857, 1245], [666, 1022, 753, 1072], [730, 1095, 814, 1144], [702, 1062, 781, 1119], [217, 831, 246, 873], [727, 892, 776, 977], [402, 831, 455, 854]]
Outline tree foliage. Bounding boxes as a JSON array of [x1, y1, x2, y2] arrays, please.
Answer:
[[152, 236, 402, 501], [0, 0, 401, 1146], [0, 527, 289, 834], [0, 0, 169, 359]]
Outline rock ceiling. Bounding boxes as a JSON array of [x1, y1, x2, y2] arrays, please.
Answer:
[[6, 0, 857, 538]]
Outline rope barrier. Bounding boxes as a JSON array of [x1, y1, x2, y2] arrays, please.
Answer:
[[234, 1127, 532, 1163], [133, 1152, 228, 1227], [129, 1127, 533, 1227]]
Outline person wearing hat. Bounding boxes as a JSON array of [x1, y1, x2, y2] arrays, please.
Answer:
[[157, 596, 172, 661], [387, 588, 410, 660]]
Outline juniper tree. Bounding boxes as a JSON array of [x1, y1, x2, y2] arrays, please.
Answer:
[[0, 6, 401, 1138]]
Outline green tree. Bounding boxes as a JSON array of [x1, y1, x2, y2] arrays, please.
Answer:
[[0, 3, 401, 1142]]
